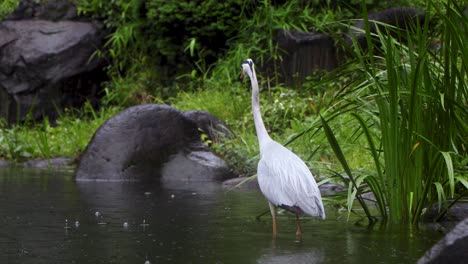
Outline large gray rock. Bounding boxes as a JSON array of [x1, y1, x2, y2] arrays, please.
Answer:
[[75, 104, 232, 182], [0, 19, 105, 123], [417, 217, 468, 264], [0, 0, 106, 123]]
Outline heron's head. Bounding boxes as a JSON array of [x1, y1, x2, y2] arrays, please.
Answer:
[[241, 59, 254, 79]]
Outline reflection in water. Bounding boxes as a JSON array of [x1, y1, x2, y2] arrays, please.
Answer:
[[0, 167, 443, 264], [258, 240, 324, 264], [257, 251, 324, 264]]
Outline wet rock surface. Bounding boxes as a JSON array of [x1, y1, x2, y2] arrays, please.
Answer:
[[424, 202, 468, 223], [23, 157, 73, 169], [183, 110, 232, 143], [418, 217, 468, 264], [75, 104, 232, 182]]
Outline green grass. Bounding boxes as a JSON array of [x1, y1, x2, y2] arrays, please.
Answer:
[[0, 103, 120, 162]]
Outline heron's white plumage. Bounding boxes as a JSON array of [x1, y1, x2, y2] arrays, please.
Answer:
[[258, 140, 325, 219], [241, 58, 325, 222]]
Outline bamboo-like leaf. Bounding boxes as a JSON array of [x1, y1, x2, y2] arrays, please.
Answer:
[[441, 152, 455, 197], [409, 142, 421, 158], [364, 175, 387, 219], [320, 115, 353, 178], [455, 176, 468, 189], [320, 115, 374, 222], [433, 182, 446, 212], [227, 174, 257, 192]]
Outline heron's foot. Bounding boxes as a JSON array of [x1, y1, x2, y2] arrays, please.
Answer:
[[295, 214, 303, 241], [295, 230, 302, 241]]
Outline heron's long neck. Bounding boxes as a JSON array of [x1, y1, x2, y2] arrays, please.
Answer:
[[250, 70, 271, 149]]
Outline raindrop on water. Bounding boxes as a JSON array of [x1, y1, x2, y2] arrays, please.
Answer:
[[64, 219, 71, 229], [123, 221, 129, 228], [74, 220, 80, 227], [140, 219, 149, 227], [95, 211, 100, 217]]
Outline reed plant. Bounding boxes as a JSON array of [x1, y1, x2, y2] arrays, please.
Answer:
[[315, 0, 468, 224]]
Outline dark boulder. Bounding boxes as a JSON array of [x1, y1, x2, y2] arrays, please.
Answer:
[[183, 110, 232, 143], [417, 217, 468, 264], [424, 202, 468, 223], [0, 19, 106, 123], [0, 0, 107, 124], [75, 104, 232, 182], [271, 30, 342, 86], [345, 7, 426, 51], [6, 0, 79, 21]]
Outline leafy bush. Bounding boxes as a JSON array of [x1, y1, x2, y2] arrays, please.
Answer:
[[145, 0, 249, 72]]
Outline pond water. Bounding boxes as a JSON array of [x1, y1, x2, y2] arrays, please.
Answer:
[[0, 167, 444, 264]]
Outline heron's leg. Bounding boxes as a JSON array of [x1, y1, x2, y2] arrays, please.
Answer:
[[295, 214, 302, 240], [268, 202, 277, 238]]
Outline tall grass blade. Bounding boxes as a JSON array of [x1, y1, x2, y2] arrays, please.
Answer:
[[320, 115, 374, 223]]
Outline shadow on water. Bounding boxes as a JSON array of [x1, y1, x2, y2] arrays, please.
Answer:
[[0, 167, 444, 264]]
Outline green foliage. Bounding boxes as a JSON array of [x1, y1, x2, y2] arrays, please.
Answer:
[[145, 0, 247, 67], [73, 0, 456, 108], [0, 0, 18, 20], [315, 0, 468, 224], [171, 82, 255, 175], [210, 0, 335, 84], [76, 0, 251, 105]]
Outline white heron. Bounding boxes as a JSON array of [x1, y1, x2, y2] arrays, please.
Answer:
[[241, 59, 325, 239]]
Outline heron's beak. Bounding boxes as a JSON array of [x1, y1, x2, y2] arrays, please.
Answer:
[[240, 72, 245, 79]]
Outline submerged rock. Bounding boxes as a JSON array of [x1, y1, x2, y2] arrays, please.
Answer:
[[75, 104, 232, 182], [417, 217, 468, 264], [161, 151, 231, 182], [0, 159, 11, 167], [424, 202, 468, 223], [23, 157, 73, 169]]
